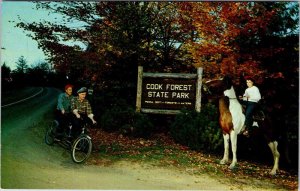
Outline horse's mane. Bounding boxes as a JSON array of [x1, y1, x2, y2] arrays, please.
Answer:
[[205, 78, 223, 84], [219, 96, 230, 112], [222, 75, 233, 90]]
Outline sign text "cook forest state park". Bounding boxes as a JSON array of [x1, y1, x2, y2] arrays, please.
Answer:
[[146, 83, 193, 99], [141, 78, 196, 110], [136, 66, 203, 114]]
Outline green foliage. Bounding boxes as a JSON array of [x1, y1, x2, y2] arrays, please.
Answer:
[[1, 63, 12, 90], [170, 103, 223, 152], [27, 61, 51, 86], [1, 63, 11, 78], [131, 112, 154, 138], [100, 105, 133, 132], [93, 87, 136, 116], [15, 56, 28, 74], [100, 103, 153, 138]]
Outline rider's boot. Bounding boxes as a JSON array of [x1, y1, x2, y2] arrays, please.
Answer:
[[241, 124, 250, 137]]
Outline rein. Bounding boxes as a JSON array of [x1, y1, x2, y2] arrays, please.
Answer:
[[203, 79, 240, 101], [202, 83, 212, 95]]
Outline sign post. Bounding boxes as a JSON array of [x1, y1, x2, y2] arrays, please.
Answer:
[[136, 66, 143, 112], [196, 67, 203, 112], [136, 66, 203, 114]]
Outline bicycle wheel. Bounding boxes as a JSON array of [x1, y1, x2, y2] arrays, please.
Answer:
[[45, 120, 58, 145], [71, 135, 92, 163]]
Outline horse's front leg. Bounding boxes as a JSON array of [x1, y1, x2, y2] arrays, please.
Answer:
[[268, 141, 280, 175], [220, 134, 230, 165], [229, 131, 238, 169]]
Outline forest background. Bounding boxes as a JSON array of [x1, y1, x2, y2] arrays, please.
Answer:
[[1, 2, 299, 171]]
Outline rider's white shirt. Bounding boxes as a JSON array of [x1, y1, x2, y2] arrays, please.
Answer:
[[243, 86, 261, 103]]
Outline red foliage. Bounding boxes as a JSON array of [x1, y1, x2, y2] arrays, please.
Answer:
[[177, 2, 276, 80]]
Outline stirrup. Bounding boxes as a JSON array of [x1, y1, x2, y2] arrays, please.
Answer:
[[253, 110, 265, 121], [242, 130, 249, 137]]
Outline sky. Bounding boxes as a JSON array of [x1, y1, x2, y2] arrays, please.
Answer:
[[1, 1, 54, 70]]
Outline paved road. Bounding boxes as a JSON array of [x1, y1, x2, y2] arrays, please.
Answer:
[[1, 87, 283, 190]]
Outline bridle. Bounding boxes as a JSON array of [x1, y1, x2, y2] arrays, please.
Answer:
[[202, 80, 239, 100], [202, 83, 212, 95]]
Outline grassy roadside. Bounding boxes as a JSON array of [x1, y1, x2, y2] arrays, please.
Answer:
[[2, 87, 42, 105], [32, 112, 298, 190], [87, 128, 298, 190]]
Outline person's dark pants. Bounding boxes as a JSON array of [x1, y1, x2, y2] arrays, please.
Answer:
[[71, 114, 93, 137], [244, 101, 257, 130], [55, 110, 72, 133]]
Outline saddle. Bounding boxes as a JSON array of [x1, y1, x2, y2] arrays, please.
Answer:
[[241, 103, 266, 121], [253, 109, 265, 121]]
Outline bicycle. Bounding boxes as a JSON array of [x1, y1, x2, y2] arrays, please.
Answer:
[[45, 119, 92, 163]]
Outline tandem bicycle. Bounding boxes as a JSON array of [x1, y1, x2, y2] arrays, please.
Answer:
[[45, 119, 92, 163]]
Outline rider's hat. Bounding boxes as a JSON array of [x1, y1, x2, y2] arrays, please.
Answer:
[[77, 87, 87, 94], [64, 84, 73, 90]]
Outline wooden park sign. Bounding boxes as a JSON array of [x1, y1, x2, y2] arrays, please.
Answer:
[[136, 66, 203, 114]]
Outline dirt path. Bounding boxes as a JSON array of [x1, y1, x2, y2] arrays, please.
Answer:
[[1, 87, 286, 190]]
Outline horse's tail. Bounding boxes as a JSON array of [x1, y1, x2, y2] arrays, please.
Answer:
[[258, 116, 277, 143]]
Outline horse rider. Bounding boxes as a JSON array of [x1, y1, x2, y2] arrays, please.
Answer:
[[239, 76, 261, 136]]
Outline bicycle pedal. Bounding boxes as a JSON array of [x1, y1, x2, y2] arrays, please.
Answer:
[[54, 137, 61, 142]]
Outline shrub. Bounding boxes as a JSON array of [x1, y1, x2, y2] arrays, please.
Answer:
[[122, 112, 154, 138], [170, 103, 223, 153], [100, 105, 153, 138], [100, 105, 132, 131]]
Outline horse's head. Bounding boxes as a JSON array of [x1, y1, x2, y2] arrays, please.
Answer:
[[202, 78, 223, 104], [203, 76, 233, 95], [222, 75, 233, 90], [202, 75, 233, 103]]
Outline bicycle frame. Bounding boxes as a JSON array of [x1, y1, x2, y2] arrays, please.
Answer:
[[45, 119, 93, 163]]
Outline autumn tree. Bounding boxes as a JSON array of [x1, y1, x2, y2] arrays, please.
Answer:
[[16, 2, 197, 104], [178, 2, 271, 79], [177, 2, 298, 83], [15, 1, 298, 100], [143, 2, 195, 72]]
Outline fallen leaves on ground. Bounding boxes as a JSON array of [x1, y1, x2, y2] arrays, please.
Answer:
[[88, 128, 298, 190]]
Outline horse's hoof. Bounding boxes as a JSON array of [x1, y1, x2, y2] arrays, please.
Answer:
[[220, 160, 227, 165], [229, 163, 236, 170], [269, 171, 276, 176]]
